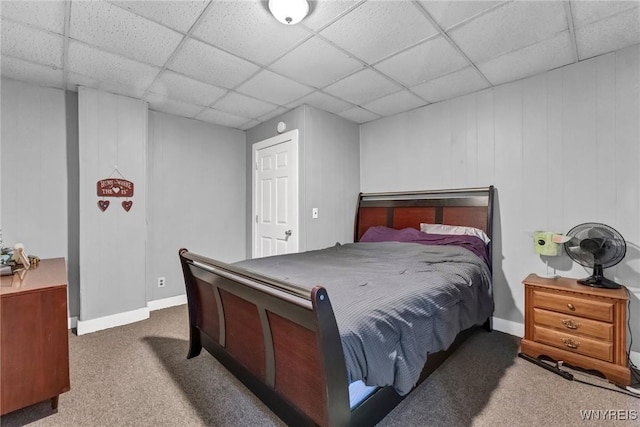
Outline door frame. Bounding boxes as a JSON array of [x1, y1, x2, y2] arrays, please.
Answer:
[[252, 129, 300, 259]]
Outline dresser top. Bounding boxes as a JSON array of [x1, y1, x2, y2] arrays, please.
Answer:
[[523, 273, 629, 300], [0, 258, 67, 296]]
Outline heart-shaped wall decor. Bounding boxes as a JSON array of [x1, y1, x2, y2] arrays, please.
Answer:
[[122, 201, 133, 212], [112, 187, 121, 194], [98, 200, 110, 211]]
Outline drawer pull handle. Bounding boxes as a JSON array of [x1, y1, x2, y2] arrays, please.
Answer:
[[561, 337, 580, 349], [561, 319, 580, 330], [567, 303, 576, 311]]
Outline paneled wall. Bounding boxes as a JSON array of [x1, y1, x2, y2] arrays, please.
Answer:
[[360, 45, 640, 351], [147, 111, 246, 301], [1, 80, 68, 260], [0, 79, 75, 317], [78, 88, 147, 331]]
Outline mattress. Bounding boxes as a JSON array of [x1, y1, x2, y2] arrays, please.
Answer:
[[233, 236, 493, 397]]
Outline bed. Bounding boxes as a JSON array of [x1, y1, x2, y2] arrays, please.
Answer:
[[179, 186, 495, 426]]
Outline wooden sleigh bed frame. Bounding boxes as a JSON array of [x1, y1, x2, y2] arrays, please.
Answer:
[[179, 186, 495, 426]]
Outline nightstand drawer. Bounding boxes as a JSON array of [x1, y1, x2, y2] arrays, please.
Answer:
[[533, 308, 613, 341], [532, 289, 614, 322], [533, 325, 613, 362]]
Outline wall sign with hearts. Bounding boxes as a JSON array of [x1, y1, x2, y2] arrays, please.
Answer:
[[97, 177, 134, 212]]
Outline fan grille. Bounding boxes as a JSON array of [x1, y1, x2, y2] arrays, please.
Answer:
[[564, 222, 626, 269]]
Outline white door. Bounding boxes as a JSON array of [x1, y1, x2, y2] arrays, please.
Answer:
[[252, 129, 299, 258]]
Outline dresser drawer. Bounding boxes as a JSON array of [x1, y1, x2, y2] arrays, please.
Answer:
[[532, 289, 614, 322], [533, 308, 613, 341], [533, 325, 613, 362]]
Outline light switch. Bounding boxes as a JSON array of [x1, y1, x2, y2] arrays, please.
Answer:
[[312, 208, 318, 219]]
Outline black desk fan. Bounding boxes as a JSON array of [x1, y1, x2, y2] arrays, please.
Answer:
[[564, 222, 627, 289]]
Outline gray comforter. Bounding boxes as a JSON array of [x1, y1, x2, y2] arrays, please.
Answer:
[[233, 241, 493, 395]]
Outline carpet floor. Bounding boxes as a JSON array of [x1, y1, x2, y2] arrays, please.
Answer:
[[2, 305, 637, 426]]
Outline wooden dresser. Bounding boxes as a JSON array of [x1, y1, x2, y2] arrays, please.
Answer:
[[520, 274, 630, 385], [1, 258, 70, 415]]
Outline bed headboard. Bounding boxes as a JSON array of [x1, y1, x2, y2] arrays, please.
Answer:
[[354, 186, 495, 244]]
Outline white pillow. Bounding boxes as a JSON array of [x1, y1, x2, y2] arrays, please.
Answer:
[[420, 223, 491, 244]]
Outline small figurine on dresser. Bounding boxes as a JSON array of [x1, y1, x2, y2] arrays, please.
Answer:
[[11, 243, 30, 270]]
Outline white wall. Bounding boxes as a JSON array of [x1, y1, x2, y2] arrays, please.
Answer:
[[1, 79, 67, 261], [78, 88, 147, 327], [147, 111, 246, 301], [304, 106, 360, 249], [360, 45, 640, 351]]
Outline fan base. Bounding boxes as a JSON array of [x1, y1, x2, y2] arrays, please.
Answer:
[[577, 276, 622, 289]]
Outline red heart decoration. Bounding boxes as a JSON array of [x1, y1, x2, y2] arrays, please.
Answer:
[[122, 201, 133, 212], [98, 200, 110, 212]]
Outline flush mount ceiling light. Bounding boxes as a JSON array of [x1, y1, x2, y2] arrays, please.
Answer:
[[268, 0, 309, 25]]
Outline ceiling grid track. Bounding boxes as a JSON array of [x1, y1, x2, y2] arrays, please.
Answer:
[[412, 0, 493, 89], [563, 0, 579, 63], [62, 0, 71, 90]]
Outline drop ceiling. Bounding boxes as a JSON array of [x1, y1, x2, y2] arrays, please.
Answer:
[[1, 1, 639, 130]]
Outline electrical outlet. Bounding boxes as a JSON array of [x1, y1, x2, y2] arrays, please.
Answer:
[[312, 207, 319, 219], [157, 277, 165, 288]]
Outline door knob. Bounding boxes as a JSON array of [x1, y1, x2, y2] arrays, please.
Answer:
[[285, 230, 292, 236]]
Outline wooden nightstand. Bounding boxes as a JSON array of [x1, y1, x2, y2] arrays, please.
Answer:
[[520, 274, 631, 385]]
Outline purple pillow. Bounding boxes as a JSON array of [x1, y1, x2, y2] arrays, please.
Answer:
[[360, 226, 490, 266]]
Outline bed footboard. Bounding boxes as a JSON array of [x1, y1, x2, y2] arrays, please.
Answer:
[[179, 249, 350, 427]]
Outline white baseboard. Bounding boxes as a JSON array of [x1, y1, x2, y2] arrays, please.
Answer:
[[68, 316, 78, 330], [74, 295, 187, 335], [147, 294, 187, 311], [76, 306, 150, 336], [492, 316, 524, 337]]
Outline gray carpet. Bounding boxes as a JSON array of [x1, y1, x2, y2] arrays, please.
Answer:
[[2, 305, 637, 427]]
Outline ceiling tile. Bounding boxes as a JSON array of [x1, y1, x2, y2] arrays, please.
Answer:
[[323, 68, 400, 105], [479, 31, 574, 86], [449, 1, 568, 63], [362, 90, 427, 117], [269, 36, 363, 88], [337, 106, 381, 124], [212, 92, 278, 119], [417, 1, 505, 31], [168, 38, 260, 89], [411, 67, 488, 103], [146, 92, 205, 118], [70, 1, 183, 67], [1, 20, 64, 68], [108, 1, 208, 33], [258, 106, 289, 122], [571, 1, 638, 28], [374, 36, 468, 87], [236, 70, 314, 105], [148, 70, 226, 107], [286, 91, 354, 114], [302, 0, 363, 31], [575, 7, 640, 61], [68, 70, 149, 99], [1, 55, 64, 89], [320, 0, 437, 63], [67, 41, 161, 99], [192, 0, 311, 66], [195, 107, 250, 129], [239, 119, 261, 131], [0, 0, 66, 35]]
